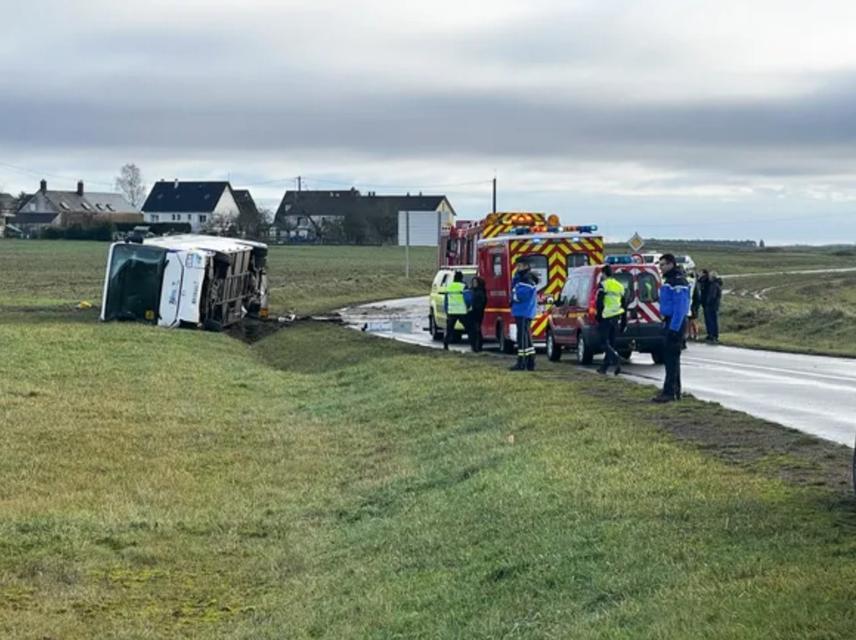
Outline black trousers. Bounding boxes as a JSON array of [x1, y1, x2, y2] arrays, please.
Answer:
[[444, 313, 469, 348], [704, 305, 720, 339], [468, 310, 485, 351], [597, 317, 620, 370], [515, 316, 535, 369], [662, 327, 684, 398]]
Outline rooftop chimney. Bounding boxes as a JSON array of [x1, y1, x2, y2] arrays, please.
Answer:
[[77, 180, 84, 196], [40, 179, 47, 193]]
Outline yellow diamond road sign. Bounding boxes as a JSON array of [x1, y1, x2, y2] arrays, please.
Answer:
[[628, 232, 645, 253]]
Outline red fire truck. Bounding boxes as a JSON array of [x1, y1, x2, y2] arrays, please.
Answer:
[[439, 212, 605, 352]]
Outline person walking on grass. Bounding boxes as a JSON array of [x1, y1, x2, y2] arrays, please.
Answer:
[[704, 271, 723, 344], [466, 276, 487, 352], [596, 264, 625, 376], [443, 270, 470, 351], [510, 263, 538, 371], [653, 253, 691, 403]]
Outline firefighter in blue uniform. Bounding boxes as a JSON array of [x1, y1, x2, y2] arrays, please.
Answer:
[[654, 253, 691, 402], [510, 262, 539, 371]]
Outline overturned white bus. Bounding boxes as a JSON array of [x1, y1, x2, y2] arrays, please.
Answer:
[[100, 235, 269, 330]]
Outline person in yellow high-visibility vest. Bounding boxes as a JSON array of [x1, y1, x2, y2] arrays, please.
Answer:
[[443, 270, 470, 351], [596, 264, 625, 375]]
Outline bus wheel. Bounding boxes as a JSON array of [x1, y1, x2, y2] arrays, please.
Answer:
[[546, 329, 562, 362]]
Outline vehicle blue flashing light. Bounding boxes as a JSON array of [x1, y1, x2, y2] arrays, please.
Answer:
[[606, 255, 634, 264]]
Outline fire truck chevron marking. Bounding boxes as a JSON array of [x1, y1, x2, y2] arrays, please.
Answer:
[[531, 314, 550, 337]]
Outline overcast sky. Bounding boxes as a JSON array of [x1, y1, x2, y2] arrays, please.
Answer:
[[3, 0, 856, 243]]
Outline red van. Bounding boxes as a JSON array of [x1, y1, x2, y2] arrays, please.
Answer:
[[545, 264, 665, 364]]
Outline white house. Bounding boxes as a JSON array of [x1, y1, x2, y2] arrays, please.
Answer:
[[141, 180, 240, 233]]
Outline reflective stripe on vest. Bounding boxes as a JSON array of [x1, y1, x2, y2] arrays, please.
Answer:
[[446, 282, 467, 315], [603, 277, 625, 318]]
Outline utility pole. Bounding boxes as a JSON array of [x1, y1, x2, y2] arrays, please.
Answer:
[[297, 176, 302, 192], [492, 176, 497, 213]]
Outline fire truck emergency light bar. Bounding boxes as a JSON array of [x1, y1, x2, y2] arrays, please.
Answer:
[[511, 223, 599, 235]]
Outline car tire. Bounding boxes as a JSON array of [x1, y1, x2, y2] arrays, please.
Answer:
[[618, 349, 633, 361], [429, 313, 442, 341], [546, 329, 562, 362], [576, 333, 594, 365], [651, 348, 665, 365], [498, 322, 516, 355]]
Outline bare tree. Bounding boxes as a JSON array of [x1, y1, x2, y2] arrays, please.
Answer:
[[115, 163, 146, 209]]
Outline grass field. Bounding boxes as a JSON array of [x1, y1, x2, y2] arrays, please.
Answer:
[[2, 239, 856, 638]]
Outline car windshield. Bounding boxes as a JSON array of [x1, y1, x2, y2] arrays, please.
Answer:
[[515, 254, 549, 292], [103, 244, 166, 322]]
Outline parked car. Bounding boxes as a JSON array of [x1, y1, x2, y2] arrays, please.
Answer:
[[428, 265, 477, 341], [545, 263, 665, 364], [639, 252, 696, 272]]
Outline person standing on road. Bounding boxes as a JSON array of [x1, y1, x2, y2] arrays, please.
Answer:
[[443, 270, 470, 351], [689, 272, 702, 341], [466, 276, 487, 352], [510, 264, 538, 371], [653, 254, 691, 403], [697, 269, 710, 338], [704, 271, 723, 343], [596, 264, 625, 376]]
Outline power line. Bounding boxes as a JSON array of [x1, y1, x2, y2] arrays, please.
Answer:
[[0, 161, 116, 188], [295, 176, 493, 190]]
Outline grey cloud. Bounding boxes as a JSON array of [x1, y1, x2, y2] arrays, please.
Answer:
[[3, 72, 856, 180]]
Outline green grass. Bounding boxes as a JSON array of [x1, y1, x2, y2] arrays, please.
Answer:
[[2, 321, 856, 638], [711, 271, 856, 356], [3, 239, 856, 637]]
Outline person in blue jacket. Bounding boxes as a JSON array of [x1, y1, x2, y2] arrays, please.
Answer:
[[653, 253, 691, 402], [510, 262, 539, 371]]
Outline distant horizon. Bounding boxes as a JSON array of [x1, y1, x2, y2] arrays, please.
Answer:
[[3, 170, 852, 247]]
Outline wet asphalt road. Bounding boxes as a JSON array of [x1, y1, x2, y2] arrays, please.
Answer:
[[340, 295, 856, 447]]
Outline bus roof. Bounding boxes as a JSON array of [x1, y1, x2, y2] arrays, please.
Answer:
[[142, 234, 268, 253]]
